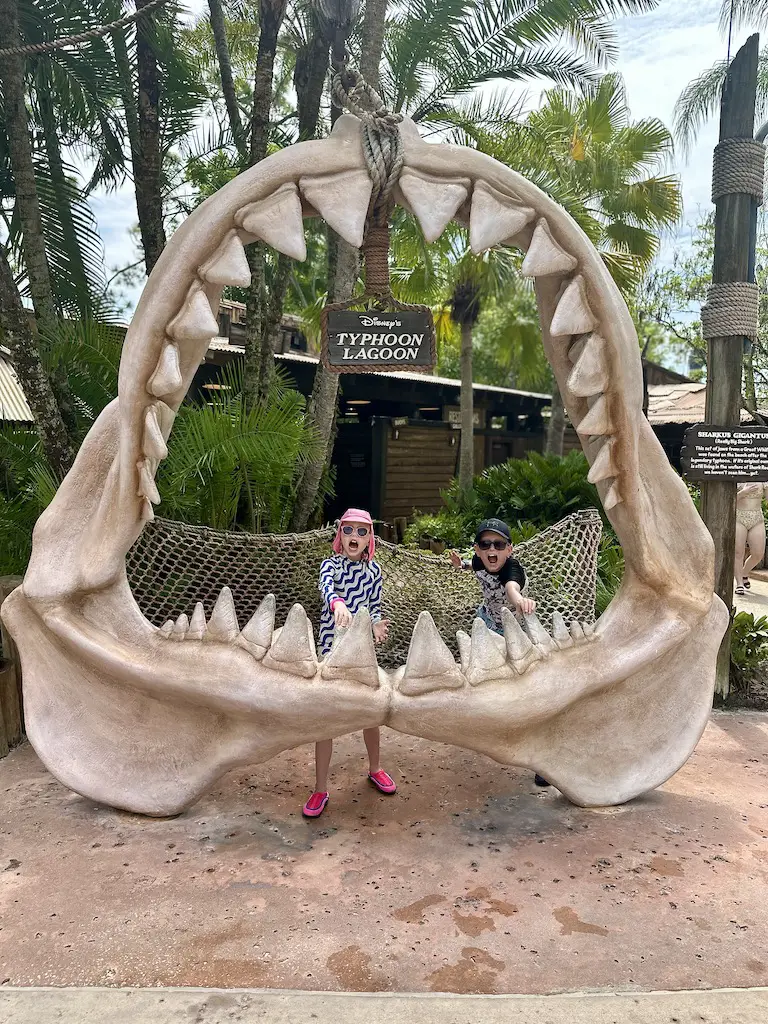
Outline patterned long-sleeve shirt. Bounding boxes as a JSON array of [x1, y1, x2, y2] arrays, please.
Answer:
[[318, 555, 383, 655]]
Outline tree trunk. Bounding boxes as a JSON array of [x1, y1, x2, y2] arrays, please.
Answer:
[[294, 30, 330, 141], [243, 0, 289, 408], [135, 0, 167, 275], [256, 252, 292, 405], [0, 242, 74, 477], [459, 321, 474, 494], [208, 0, 248, 164], [290, 242, 359, 531], [290, 0, 389, 529], [0, 0, 59, 334], [112, 25, 141, 166], [359, 0, 387, 91], [545, 381, 566, 455]]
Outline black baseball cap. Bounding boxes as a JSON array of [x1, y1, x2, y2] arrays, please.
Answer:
[[474, 518, 512, 544]]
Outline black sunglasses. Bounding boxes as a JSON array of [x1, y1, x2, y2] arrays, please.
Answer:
[[477, 539, 508, 550], [342, 526, 370, 537]]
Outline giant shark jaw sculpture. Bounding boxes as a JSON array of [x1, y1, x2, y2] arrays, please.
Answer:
[[1, 115, 727, 817]]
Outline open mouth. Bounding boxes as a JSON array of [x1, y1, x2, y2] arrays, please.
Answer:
[[486, 553, 499, 567], [0, 115, 727, 817]]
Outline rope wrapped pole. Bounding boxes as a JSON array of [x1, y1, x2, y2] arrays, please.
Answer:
[[700, 33, 762, 698]]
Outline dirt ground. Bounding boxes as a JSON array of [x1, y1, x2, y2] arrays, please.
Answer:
[[2, 711, 768, 995]]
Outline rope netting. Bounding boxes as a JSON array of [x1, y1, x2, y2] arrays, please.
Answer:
[[126, 509, 602, 668]]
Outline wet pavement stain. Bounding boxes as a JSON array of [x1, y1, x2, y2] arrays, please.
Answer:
[[452, 911, 496, 936], [427, 947, 506, 994], [553, 907, 609, 937], [326, 945, 390, 991], [392, 894, 445, 923], [649, 856, 685, 877]]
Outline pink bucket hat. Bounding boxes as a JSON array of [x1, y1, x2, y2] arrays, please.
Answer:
[[333, 508, 375, 559]]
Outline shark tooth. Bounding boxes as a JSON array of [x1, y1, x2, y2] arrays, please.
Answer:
[[237, 594, 276, 659], [522, 218, 577, 277], [187, 602, 207, 641], [205, 586, 239, 642], [552, 611, 574, 649], [321, 609, 379, 687], [603, 480, 622, 510], [397, 171, 470, 243], [238, 183, 306, 261], [200, 231, 251, 287], [587, 438, 616, 484], [570, 619, 585, 643], [160, 620, 174, 637], [262, 604, 317, 678], [549, 276, 598, 337], [582, 620, 597, 639], [456, 630, 471, 673], [143, 404, 168, 461], [140, 498, 155, 522], [576, 395, 612, 437], [299, 169, 373, 249], [148, 342, 183, 398], [137, 460, 160, 505], [168, 289, 219, 346], [522, 612, 558, 655], [155, 400, 175, 440], [467, 616, 508, 686], [501, 608, 541, 674], [400, 612, 465, 696], [469, 181, 535, 253], [567, 332, 609, 398], [172, 613, 189, 640]]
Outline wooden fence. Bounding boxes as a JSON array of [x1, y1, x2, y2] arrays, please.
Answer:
[[0, 576, 24, 757]]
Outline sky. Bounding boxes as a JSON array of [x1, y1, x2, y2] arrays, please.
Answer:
[[94, 0, 751, 315]]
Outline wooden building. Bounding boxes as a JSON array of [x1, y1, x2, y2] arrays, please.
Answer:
[[198, 344, 550, 523]]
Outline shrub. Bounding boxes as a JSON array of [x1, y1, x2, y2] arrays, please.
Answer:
[[730, 612, 768, 693]]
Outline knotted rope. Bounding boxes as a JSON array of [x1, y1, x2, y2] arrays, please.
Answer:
[[701, 281, 760, 340], [711, 138, 766, 204], [0, 0, 168, 58], [331, 61, 403, 227]]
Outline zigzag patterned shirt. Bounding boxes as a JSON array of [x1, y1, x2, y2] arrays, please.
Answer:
[[318, 555, 383, 655]]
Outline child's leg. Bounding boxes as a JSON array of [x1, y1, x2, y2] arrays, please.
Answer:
[[315, 739, 333, 792], [363, 728, 380, 774]]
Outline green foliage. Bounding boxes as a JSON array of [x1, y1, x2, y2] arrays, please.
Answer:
[[156, 363, 323, 532], [595, 534, 624, 615], [730, 612, 768, 693]]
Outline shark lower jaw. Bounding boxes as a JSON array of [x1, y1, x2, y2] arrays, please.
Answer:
[[1, 115, 726, 816]]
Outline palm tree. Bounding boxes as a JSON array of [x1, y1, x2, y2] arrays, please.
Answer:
[[468, 73, 681, 453], [674, 1, 768, 151]]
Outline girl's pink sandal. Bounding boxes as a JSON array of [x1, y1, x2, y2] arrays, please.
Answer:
[[368, 769, 397, 794], [302, 791, 329, 817]]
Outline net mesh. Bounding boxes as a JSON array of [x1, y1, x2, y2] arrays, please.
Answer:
[[126, 508, 602, 668]]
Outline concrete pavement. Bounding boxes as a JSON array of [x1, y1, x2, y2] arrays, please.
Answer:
[[2, 986, 768, 1024]]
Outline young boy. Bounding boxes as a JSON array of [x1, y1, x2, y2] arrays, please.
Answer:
[[450, 518, 549, 788], [450, 517, 536, 629]]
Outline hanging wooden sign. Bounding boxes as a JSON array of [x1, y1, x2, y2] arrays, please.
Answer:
[[321, 309, 436, 373], [681, 423, 768, 481]]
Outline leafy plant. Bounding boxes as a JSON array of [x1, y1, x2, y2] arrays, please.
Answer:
[[730, 612, 768, 693], [157, 362, 323, 532], [595, 534, 624, 615]]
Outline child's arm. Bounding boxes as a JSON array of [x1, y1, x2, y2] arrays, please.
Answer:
[[319, 558, 352, 627], [369, 566, 389, 643], [504, 561, 536, 615]]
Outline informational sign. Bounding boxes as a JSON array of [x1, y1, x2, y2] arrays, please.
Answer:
[[681, 423, 768, 481], [322, 310, 435, 373]]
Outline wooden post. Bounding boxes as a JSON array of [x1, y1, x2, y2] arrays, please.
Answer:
[[701, 34, 760, 697]]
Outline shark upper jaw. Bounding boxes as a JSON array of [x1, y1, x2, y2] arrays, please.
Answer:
[[0, 114, 727, 817]]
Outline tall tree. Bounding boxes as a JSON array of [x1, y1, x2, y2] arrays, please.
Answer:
[[135, 0, 167, 274]]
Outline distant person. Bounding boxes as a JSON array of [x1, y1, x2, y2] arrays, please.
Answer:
[[735, 483, 768, 595], [303, 509, 395, 819]]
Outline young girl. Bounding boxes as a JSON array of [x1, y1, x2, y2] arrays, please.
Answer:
[[303, 508, 395, 818]]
